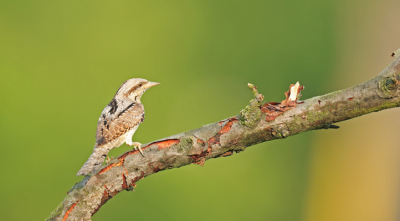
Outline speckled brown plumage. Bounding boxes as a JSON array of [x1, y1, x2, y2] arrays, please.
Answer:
[[96, 101, 144, 146], [76, 78, 159, 176]]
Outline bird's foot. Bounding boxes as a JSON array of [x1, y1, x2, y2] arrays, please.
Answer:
[[106, 155, 114, 164], [131, 142, 144, 156]]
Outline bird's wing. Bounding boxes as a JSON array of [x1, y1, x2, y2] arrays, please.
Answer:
[[95, 99, 144, 146]]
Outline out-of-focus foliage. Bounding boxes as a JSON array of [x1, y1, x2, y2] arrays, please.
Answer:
[[0, 1, 399, 220]]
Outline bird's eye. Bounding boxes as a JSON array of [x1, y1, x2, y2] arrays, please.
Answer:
[[139, 83, 142, 86]]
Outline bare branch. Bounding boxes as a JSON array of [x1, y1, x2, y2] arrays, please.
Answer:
[[47, 56, 400, 221]]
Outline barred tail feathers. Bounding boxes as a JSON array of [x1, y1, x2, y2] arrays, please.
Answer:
[[76, 146, 108, 176]]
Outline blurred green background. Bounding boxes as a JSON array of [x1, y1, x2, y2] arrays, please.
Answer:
[[1, 0, 400, 220]]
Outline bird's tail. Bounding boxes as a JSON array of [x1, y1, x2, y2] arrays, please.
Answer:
[[76, 146, 108, 176]]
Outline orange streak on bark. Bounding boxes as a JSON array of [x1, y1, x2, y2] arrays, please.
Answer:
[[122, 165, 129, 175], [121, 173, 128, 190], [218, 117, 238, 134], [208, 136, 217, 144], [98, 141, 172, 175], [98, 156, 126, 174], [196, 138, 205, 145], [156, 139, 181, 150], [62, 203, 77, 221], [190, 117, 238, 166], [123, 144, 152, 156]]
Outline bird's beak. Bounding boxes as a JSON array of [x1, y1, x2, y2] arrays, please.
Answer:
[[145, 81, 160, 89]]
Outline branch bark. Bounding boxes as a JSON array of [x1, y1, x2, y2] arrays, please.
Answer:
[[48, 55, 400, 221]]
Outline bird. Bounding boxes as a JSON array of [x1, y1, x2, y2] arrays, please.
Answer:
[[76, 78, 160, 176]]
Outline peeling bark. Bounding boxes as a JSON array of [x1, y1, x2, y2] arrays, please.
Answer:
[[47, 56, 400, 221]]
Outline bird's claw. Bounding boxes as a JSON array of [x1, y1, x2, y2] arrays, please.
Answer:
[[132, 142, 144, 156], [106, 155, 114, 164]]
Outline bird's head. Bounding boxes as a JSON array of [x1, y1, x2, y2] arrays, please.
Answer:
[[115, 78, 160, 102]]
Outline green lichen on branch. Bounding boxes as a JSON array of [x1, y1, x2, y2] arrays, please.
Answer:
[[239, 83, 264, 127], [349, 100, 400, 116], [178, 137, 193, 152], [378, 75, 399, 98], [47, 202, 64, 220]]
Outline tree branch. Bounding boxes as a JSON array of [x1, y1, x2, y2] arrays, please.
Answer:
[[47, 55, 400, 221]]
